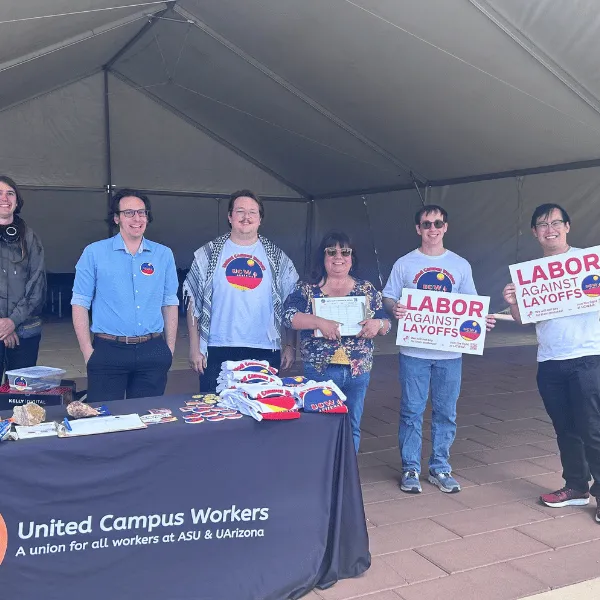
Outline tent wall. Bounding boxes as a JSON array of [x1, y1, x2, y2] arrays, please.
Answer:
[[23, 190, 108, 273], [312, 191, 421, 286], [313, 169, 600, 313], [147, 195, 308, 272]]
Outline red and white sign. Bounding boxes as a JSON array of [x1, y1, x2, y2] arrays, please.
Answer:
[[396, 289, 490, 355], [509, 246, 600, 324]]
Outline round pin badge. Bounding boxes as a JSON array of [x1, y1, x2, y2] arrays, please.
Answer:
[[140, 262, 155, 276]]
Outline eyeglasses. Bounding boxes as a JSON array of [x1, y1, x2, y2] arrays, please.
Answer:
[[325, 247, 352, 257], [535, 219, 565, 230], [118, 209, 149, 218], [419, 219, 445, 229], [233, 209, 260, 218]]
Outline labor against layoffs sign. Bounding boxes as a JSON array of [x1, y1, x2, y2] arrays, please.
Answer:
[[509, 246, 600, 324], [396, 289, 490, 355]]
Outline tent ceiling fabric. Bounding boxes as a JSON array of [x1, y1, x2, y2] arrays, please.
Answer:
[[0, 8, 158, 111], [1, 0, 600, 197], [0, 1, 164, 67], [177, 0, 600, 185], [110, 10, 411, 196], [108, 73, 301, 196], [486, 0, 600, 108]]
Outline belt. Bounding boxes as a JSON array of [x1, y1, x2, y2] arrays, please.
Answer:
[[95, 333, 162, 344]]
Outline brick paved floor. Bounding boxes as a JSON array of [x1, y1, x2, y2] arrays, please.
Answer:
[[37, 320, 600, 599]]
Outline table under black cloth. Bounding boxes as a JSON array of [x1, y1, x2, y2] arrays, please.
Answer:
[[0, 394, 370, 600]]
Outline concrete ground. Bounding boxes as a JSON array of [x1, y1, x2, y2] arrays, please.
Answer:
[[37, 319, 600, 600]]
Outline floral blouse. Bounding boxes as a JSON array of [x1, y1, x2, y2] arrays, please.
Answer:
[[283, 278, 388, 377]]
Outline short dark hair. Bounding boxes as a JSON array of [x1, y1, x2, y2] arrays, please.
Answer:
[[227, 189, 264, 229], [0, 175, 24, 214], [309, 231, 358, 285], [109, 189, 153, 224], [414, 204, 448, 226], [530, 203, 570, 229]]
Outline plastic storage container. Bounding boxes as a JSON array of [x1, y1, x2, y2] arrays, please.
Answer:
[[6, 366, 66, 392]]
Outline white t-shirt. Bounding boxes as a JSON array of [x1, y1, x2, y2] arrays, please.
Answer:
[[383, 248, 477, 360], [536, 248, 600, 361], [209, 239, 278, 349]]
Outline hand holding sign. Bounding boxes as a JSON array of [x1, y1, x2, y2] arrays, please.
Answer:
[[396, 289, 490, 355], [508, 246, 600, 323]]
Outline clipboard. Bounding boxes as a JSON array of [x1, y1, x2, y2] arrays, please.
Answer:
[[57, 414, 147, 437], [312, 295, 369, 337]]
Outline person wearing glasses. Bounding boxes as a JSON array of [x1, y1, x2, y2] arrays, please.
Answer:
[[383, 204, 495, 494], [0, 176, 46, 379], [283, 231, 391, 452], [503, 204, 600, 524], [184, 189, 298, 392], [71, 189, 179, 401]]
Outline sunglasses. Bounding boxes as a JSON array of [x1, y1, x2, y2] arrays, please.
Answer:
[[325, 247, 352, 257], [419, 219, 445, 229]]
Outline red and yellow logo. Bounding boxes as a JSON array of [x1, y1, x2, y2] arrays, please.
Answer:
[[0, 513, 8, 566]]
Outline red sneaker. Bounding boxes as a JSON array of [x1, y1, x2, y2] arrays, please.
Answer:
[[540, 487, 589, 508]]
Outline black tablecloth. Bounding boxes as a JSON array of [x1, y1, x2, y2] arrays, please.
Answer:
[[0, 395, 370, 600]]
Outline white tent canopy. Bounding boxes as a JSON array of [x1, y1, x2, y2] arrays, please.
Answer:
[[1, 1, 600, 308]]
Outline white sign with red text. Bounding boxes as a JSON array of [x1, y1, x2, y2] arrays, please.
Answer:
[[396, 289, 490, 355], [509, 246, 600, 324]]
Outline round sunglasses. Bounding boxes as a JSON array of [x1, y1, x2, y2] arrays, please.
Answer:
[[419, 219, 445, 229]]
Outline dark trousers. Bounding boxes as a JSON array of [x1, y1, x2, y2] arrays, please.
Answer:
[[200, 346, 281, 392], [537, 355, 600, 497], [87, 336, 172, 402], [0, 335, 41, 381]]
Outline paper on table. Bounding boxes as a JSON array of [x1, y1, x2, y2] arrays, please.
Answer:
[[16, 422, 58, 440], [58, 414, 147, 437], [312, 296, 367, 337]]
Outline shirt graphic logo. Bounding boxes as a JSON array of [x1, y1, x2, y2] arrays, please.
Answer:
[[140, 262, 155, 276], [413, 267, 455, 292], [222, 254, 265, 291], [581, 274, 600, 297]]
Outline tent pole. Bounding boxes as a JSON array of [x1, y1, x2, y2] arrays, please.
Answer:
[[362, 196, 383, 288], [304, 200, 314, 278], [103, 68, 113, 237]]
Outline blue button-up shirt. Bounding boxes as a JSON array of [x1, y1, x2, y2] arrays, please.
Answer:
[[71, 234, 179, 336]]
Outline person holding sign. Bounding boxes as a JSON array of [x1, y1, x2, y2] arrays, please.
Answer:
[[383, 205, 495, 494], [503, 203, 600, 522], [283, 232, 391, 452]]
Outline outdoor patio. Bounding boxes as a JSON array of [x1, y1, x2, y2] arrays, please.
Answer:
[[37, 320, 600, 600]]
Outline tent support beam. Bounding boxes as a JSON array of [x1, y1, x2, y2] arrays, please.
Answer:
[[104, 3, 172, 69], [173, 5, 423, 182], [312, 157, 600, 200], [17, 185, 305, 202], [108, 70, 312, 199]]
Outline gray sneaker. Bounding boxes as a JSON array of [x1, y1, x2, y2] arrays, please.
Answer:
[[429, 471, 461, 493], [400, 470, 422, 494]]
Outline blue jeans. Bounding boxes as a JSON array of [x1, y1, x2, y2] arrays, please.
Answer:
[[398, 354, 462, 474], [304, 363, 370, 453]]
